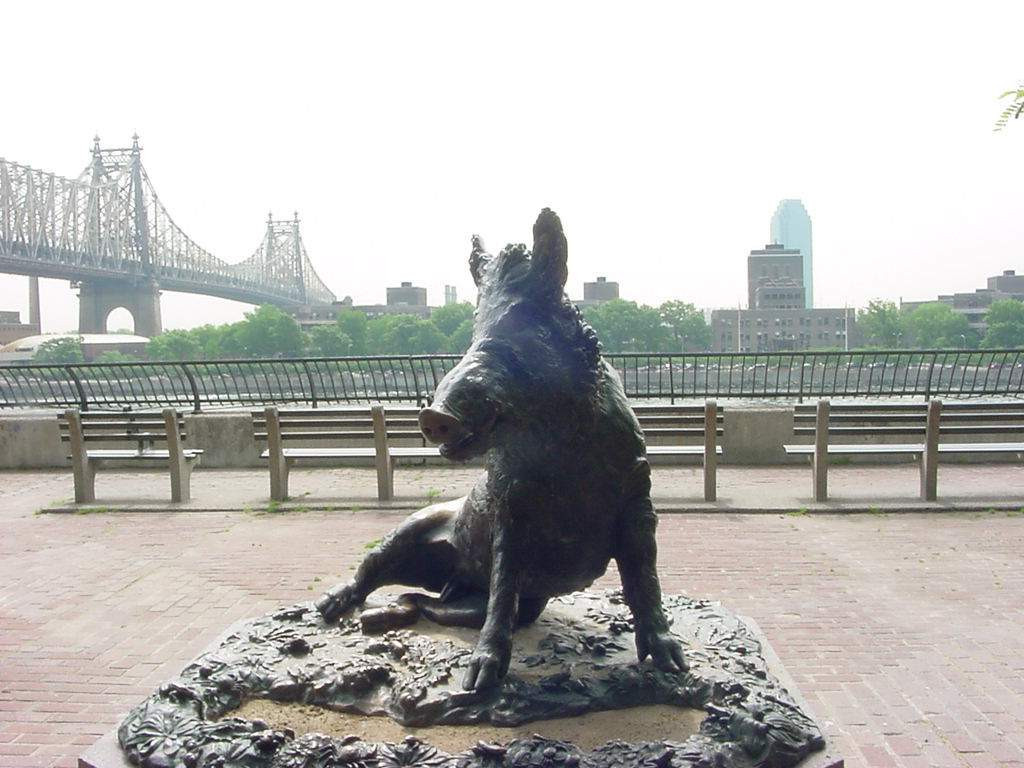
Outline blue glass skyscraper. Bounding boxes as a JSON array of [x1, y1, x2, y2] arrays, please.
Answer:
[[770, 200, 813, 308]]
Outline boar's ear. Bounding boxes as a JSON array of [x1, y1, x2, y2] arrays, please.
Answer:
[[469, 235, 490, 287], [530, 208, 568, 297]]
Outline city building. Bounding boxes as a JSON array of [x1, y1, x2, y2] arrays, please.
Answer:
[[444, 285, 458, 305], [747, 244, 805, 309], [291, 282, 434, 328], [710, 307, 858, 352], [770, 199, 813, 308], [0, 310, 40, 346], [709, 236, 858, 352], [901, 269, 1024, 335], [386, 281, 428, 308], [575, 276, 620, 309]]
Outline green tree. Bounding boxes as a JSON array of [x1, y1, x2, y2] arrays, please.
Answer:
[[858, 299, 906, 348], [34, 336, 85, 364], [448, 318, 475, 353], [380, 315, 447, 354], [982, 299, 1024, 348], [307, 324, 353, 357], [904, 302, 976, 349], [430, 303, 474, 337], [221, 305, 306, 358], [146, 329, 204, 361], [658, 300, 711, 351], [583, 300, 671, 353], [335, 309, 369, 354]]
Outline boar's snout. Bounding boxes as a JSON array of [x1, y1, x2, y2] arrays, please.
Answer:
[[418, 407, 466, 446]]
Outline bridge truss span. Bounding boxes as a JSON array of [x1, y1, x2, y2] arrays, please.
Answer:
[[0, 136, 336, 311]]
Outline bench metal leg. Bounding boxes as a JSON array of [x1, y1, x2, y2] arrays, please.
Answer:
[[372, 405, 394, 501], [376, 456, 395, 502], [813, 400, 829, 502], [269, 453, 289, 502], [276, 459, 292, 502], [704, 400, 717, 502], [920, 399, 941, 501], [266, 406, 288, 501], [170, 456, 196, 503], [73, 458, 96, 504]]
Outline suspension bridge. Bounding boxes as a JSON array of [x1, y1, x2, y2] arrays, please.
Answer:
[[0, 136, 336, 337]]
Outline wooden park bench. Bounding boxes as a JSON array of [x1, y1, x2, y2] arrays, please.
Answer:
[[257, 401, 725, 503], [58, 408, 203, 503], [635, 401, 723, 501], [254, 405, 437, 503], [784, 399, 1024, 501]]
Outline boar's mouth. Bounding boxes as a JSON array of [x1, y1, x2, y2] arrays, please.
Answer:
[[437, 413, 497, 461]]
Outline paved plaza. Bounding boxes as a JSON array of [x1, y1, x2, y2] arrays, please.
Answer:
[[1, 466, 1024, 767]]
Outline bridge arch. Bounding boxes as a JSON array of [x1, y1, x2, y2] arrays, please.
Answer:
[[78, 279, 162, 339], [105, 307, 136, 334]]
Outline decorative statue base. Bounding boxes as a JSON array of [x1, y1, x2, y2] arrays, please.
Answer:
[[103, 590, 828, 768]]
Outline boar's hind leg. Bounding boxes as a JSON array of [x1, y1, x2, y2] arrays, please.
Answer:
[[615, 462, 687, 673], [316, 499, 461, 623], [409, 592, 547, 629]]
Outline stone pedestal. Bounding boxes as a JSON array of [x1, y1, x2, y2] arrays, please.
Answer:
[[82, 591, 840, 768]]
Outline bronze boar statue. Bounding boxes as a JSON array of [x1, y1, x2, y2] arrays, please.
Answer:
[[317, 208, 685, 691]]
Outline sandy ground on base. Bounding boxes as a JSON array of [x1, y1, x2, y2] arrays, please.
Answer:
[[233, 700, 705, 753]]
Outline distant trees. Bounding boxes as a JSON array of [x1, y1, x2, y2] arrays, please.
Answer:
[[903, 303, 977, 349], [144, 302, 478, 361], [34, 337, 85, 364], [982, 300, 1024, 348], [140, 295, 1024, 362], [658, 301, 711, 352], [858, 300, 905, 348]]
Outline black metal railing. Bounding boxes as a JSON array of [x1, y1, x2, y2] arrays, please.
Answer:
[[2, 350, 1023, 411]]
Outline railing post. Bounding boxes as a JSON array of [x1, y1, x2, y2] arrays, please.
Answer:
[[797, 353, 806, 404], [923, 353, 937, 401], [668, 354, 675, 405], [180, 363, 201, 413], [65, 365, 88, 412], [301, 361, 317, 409], [407, 356, 422, 407]]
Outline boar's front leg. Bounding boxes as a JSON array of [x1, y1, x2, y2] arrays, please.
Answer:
[[462, 492, 521, 691], [616, 461, 687, 673]]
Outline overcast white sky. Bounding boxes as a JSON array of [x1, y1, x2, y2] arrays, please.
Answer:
[[2, 1, 1022, 334]]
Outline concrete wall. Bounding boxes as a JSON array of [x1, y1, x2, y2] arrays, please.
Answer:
[[0, 406, 1018, 470]]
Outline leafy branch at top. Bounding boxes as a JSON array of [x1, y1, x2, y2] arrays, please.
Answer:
[[994, 83, 1024, 132]]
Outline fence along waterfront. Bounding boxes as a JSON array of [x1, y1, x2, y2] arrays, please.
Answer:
[[1, 350, 1023, 411]]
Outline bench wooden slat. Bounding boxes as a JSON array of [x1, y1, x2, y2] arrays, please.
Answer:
[[253, 431, 424, 441], [82, 449, 203, 460], [390, 447, 442, 458], [936, 442, 1024, 453], [785, 443, 925, 455], [60, 432, 172, 442], [794, 401, 1024, 413], [794, 424, 1024, 436], [269, 448, 377, 459], [647, 445, 722, 455]]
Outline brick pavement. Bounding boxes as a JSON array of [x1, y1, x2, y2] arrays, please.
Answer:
[[1, 469, 1023, 767]]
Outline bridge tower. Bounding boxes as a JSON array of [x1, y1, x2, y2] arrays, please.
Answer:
[[76, 135, 163, 338]]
